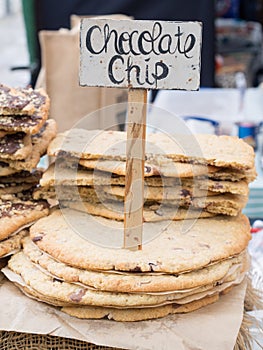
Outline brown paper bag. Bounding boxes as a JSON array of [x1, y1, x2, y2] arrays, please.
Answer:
[[37, 15, 129, 132]]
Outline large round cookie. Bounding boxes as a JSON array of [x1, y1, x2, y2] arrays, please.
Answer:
[[61, 294, 220, 322], [29, 209, 251, 273], [7, 252, 245, 308], [22, 236, 246, 293], [15, 281, 220, 321]]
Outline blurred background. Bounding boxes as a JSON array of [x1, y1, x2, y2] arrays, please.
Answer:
[[1, 0, 263, 89], [2, 4, 263, 219], [1, 0, 263, 221], [0, 0, 29, 86]]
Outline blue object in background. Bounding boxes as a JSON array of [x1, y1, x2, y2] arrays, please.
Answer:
[[216, 0, 240, 18], [236, 121, 263, 150], [237, 122, 257, 137], [183, 116, 220, 135]]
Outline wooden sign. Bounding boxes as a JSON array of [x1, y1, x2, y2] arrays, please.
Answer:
[[80, 19, 202, 90], [80, 18, 202, 250]]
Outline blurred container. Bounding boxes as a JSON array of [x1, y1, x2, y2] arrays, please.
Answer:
[[216, 0, 240, 19], [236, 121, 262, 149], [183, 116, 220, 135]]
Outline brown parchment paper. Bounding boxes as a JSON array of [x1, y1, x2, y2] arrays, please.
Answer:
[[0, 277, 246, 350]]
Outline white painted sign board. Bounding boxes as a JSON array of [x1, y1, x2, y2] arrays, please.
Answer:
[[80, 19, 202, 90]]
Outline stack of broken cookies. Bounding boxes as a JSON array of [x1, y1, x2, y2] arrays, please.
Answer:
[[0, 85, 57, 259], [4, 128, 255, 321], [35, 129, 256, 221]]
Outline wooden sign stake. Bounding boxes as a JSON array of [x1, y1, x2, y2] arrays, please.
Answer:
[[80, 18, 202, 251], [124, 88, 147, 250]]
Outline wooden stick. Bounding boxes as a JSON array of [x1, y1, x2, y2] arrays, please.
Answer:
[[124, 88, 147, 250]]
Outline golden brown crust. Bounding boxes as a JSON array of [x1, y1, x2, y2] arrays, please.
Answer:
[[30, 209, 251, 273], [7, 252, 244, 310], [62, 294, 220, 321], [0, 230, 28, 257], [22, 235, 247, 293], [48, 130, 254, 170]]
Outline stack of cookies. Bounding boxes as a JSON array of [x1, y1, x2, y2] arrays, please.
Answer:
[[0, 85, 57, 259], [3, 128, 255, 321], [34, 129, 256, 221], [6, 209, 250, 321]]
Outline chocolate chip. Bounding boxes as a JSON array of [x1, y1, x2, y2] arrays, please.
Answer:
[[130, 266, 142, 273], [214, 183, 223, 189], [111, 173, 119, 178], [32, 235, 44, 242], [0, 161, 8, 167], [180, 189, 191, 197], [148, 262, 157, 272], [139, 280, 151, 285], [52, 277, 63, 283], [198, 243, 210, 249], [144, 165, 152, 174], [37, 200, 50, 209], [57, 150, 69, 158], [69, 289, 86, 302]]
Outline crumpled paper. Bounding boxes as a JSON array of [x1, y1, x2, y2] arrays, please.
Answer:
[[0, 277, 247, 350]]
